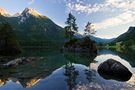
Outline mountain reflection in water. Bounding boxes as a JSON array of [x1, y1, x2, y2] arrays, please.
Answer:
[[0, 49, 135, 90]]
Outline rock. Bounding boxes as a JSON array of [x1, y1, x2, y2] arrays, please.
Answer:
[[0, 57, 44, 68], [63, 37, 97, 54], [98, 59, 132, 81]]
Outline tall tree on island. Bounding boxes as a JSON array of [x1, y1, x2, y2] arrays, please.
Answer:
[[64, 13, 78, 40], [84, 22, 96, 38]]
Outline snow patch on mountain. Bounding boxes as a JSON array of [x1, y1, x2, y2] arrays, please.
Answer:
[[19, 7, 42, 24], [0, 7, 10, 16], [21, 7, 41, 17]]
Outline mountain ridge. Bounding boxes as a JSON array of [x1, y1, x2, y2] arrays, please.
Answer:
[[0, 7, 44, 17], [114, 26, 135, 42], [0, 7, 65, 49], [0, 7, 10, 16], [21, 7, 42, 17], [74, 33, 115, 44]]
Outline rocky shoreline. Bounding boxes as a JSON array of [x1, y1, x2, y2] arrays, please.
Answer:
[[0, 57, 44, 68], [63, 37, 97, 55]]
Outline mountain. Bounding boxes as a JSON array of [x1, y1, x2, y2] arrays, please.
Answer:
[[114, 26, 135, 42], [19, 8, 43, 23], [74, 33, 115, 44], [13, 13, 20, 17], [90, 36, 115, 44], [0, 7, 65, 49], [0, 8, 10, 17], [21, 7, 41, 17], [111, 26, 135, 48]]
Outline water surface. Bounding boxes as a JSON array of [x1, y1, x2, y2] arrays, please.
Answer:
[[0, 49, 135, 90]]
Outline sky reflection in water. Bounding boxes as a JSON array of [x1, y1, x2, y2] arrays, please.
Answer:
[[0, 49, 135, 90]]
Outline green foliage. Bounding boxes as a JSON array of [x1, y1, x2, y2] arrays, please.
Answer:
[[84, 22, 96, 36], [65, 13, 78, 32], [116, 42, 123, 48], [0, 14, 65, 49], [103, 27, 135, 52], [64, 26, 75, 40], [64, 37, 97, 54], [0, 23, 21, 55], [64, 38, 78, 47], [123, 40, 135, 47], [64, 37, 96, 49], [80, 37, 94, 48], [65, 13, 78, 40], [113, 26, 135, 47]]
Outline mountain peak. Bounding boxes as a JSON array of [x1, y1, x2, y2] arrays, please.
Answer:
[[21, 7, 41, 17], [127, 26, 135, 33], [0, 7, 9, 16], [23, 7, 35, 13], [19, 8, 43, 23], [13, 13, 21, 17]]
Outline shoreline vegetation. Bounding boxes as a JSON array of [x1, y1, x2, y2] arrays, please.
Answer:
[[97, 42, 135, 52]]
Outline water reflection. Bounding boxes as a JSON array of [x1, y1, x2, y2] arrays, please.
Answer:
[[0, 49, 135, 90], [64, 63, 79, 90], [63, 52, 96, 66]]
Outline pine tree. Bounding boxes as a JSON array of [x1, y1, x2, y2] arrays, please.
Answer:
[[64, 13, 78, 40]]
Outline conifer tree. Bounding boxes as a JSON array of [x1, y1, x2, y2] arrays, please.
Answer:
[[64, 13, 78, 40]]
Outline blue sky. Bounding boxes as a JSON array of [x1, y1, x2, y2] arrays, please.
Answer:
[[0, 0, 135, 39]]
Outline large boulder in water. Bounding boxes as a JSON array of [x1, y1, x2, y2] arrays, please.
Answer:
[[98, 59, 132, 81]]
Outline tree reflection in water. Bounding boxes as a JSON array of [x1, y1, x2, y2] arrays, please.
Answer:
[[64, 63, 79, 90], [63, 52, 97, 90], [85, 69, 94, 83]]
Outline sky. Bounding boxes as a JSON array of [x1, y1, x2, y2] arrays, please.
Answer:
[[0, 0, 135, 39]]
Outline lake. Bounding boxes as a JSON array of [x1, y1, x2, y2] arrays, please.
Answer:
[[0, 49, 135, 90]]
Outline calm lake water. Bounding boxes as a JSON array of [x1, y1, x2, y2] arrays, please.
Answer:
[[0, 49, 135, 90]]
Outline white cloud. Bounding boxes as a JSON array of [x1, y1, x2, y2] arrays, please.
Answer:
[[65, 0, 135, 14], [64, 0, 135, 30], [95, 11, 135, 29], [105, 0, 135, 11], [28, 0, 35, 5], [66, 1, 108, 14]]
